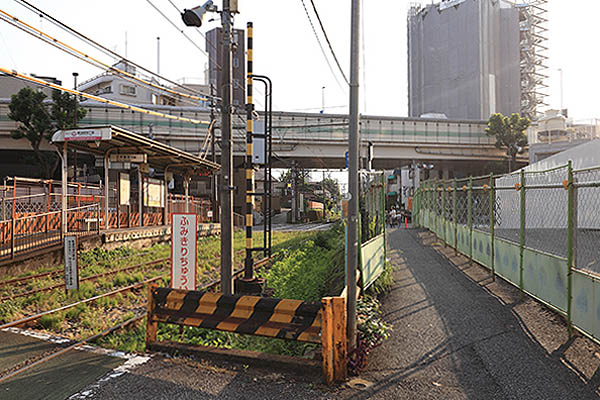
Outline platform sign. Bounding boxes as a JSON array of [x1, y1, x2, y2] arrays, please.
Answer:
[[119, 172, 130, 206], [63, 127, 111, 141], [64, 235, 79, 290], [171, 213, 197, 290], [110, 153, 147, 163]]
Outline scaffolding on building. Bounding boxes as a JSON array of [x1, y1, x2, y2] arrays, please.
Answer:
[[517, 0, 549, 121]]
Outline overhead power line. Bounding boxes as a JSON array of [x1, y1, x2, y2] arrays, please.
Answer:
[[308, 0, 349, 85], [0, 8, 210, 105], [157, 0, 267, 109], [299, 0, 346, 93], [13, 0, 215, 101], [0, 67, 211, 126]]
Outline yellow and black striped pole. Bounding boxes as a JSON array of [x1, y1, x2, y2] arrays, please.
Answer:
[[244, 22, 254, 279]]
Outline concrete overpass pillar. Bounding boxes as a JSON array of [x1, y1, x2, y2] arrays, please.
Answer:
[[442, 168, 450, 180]]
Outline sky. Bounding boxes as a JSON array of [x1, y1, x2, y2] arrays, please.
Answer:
[[1, 0, 598, 121]]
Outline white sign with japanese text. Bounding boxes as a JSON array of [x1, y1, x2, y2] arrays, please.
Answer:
[[171, 213, 197, 290], [64, 235, 79, 290]]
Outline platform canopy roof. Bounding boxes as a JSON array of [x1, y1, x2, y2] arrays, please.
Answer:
[[51, 125, 219, 176]]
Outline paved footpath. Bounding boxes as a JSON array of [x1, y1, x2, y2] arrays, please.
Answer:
[[349, 228, 600, 399]]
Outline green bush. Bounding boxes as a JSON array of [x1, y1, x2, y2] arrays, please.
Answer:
[[39, 313, 62, 330]]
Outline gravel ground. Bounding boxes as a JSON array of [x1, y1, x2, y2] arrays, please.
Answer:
[[75, 227, 600, 399]]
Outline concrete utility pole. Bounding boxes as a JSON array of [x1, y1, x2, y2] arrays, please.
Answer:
[[291, 161, 297, 224], [210, 83, 218, 223], [220, 0, 234, 295], [73, 72, 78, 180], [157, 37, 161, 74], [347, 0, 361, 350]]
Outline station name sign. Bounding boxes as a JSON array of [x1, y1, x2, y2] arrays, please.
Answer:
[[64, 127, 112, 141], [109, 153, 147, 163]]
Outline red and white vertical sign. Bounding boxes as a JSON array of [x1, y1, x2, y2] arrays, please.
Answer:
[[171, 213, 197, 290]]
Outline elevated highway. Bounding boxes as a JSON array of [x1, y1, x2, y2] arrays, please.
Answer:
[[0, 100, 523, 174]]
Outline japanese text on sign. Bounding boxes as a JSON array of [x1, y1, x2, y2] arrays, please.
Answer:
[[64, 235, 79, 290], [171, 213, 197, 290]]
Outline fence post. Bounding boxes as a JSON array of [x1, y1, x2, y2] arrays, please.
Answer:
[[321, 296, 347, 384], [567, 160, 575, 336], [453, 178, 458, 254], [10, 213, 15, 259], [441, 180, 447, 247], [146, 284, 158, 345], [468, 176, 473, 264], [519, 169, 526, 299], [489, 173, 495, 281]]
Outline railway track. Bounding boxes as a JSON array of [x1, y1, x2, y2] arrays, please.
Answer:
[[0, 256, 272, 384], [0, 258, 168, 301], [0, 247, 167, 289]]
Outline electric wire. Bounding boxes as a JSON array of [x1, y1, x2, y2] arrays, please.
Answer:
[[0, 11, 208, 111], [161, 0, 267, 109], [308, 0, 349, 85], [14, 0, 217, 101], [299, 0, 346, 93], [0, 67, 210, 125], [0, 7, 210, 104]]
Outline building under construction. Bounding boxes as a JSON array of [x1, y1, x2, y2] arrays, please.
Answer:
[[408, 0, 548, 121]]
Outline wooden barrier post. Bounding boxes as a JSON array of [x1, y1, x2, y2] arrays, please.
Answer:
[[146, 284, 158, 345], [321, 296, 347, 384]]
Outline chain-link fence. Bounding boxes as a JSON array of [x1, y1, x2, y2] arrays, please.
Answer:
[[574, 167, 600, 272], [413, 162, 600, 343]]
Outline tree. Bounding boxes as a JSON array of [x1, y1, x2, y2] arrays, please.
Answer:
[[485, 113, 530, 172], [8, 88, 87, 178]]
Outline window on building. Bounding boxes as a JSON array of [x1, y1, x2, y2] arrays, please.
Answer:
[[120, 84, 136, 96], [233, 58, 239, 69], [151, 93, 158, 105]]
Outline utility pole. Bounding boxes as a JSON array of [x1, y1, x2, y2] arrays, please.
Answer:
[[220, 0, 234, 294], [347, 0, 361, 350], [291, 161, 297, 224], [210, 83, 218, 223], [73, 72, 78, 181], [157, 37, 161, 74]]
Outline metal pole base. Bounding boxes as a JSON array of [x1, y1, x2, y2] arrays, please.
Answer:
[[234, 277, 264, 295]]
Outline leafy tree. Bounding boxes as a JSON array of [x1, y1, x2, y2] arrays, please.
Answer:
[[321, 176, 341, 200], [485, 113, 530, 172], [8, 87, 87, 178]]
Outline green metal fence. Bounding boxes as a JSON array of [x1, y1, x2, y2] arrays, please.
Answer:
[[359, 171, 386, 290], [414, 162, 600, 342]]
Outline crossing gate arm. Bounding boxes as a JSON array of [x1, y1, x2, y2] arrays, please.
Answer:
[[146, 285, 347, 384]]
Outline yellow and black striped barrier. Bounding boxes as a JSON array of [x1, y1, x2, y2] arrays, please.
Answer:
[[146, 285, 347, 384], [244, 21, 255, 278]]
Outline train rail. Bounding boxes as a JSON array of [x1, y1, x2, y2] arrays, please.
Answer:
[[0, 256, 273, 384], [0, 247, 166, 288], [0, 258, 168, 301]]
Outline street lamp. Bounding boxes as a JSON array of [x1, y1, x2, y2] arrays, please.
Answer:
[[181, 1, 217, 27]]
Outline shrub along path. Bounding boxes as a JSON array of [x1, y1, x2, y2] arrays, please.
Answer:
[[342, 228, 600, 399]]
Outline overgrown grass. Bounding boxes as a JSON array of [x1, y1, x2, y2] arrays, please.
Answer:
[[98, 226, 345, 357], [368, 260, 394, 296]]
